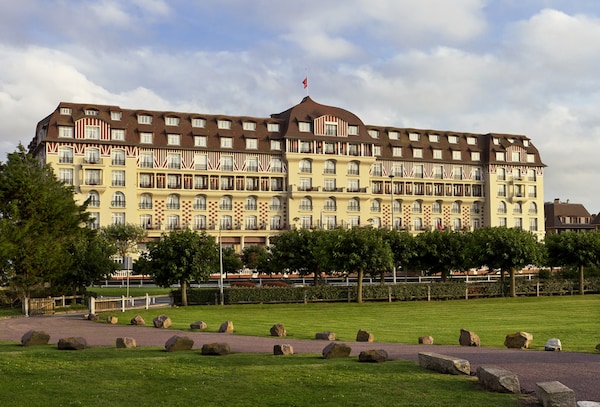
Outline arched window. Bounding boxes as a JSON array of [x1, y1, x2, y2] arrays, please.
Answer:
[[412, 201, 422, 213], [498, 201, 507, 214], [112, 149, 125, 166], [451, 201, 461, 214], [300, 197, 312, 211], [139, 193, 152, 209], [299, 159, 312, 173], [219, 195, 232, 210], [348, 198, 360, 211], [529, 202, 538, 214], [432, 201, 442, 214], [471, 202, 481, 214], [87, 190, 100, 207], [514, 202, 522, 214], [59, 146, 73, 164], [167, 194, 180, 210], [270, 196, 281, 210], [246, 196, 257, 210], [324, 159, 336, 174], [194, 195, 206, 210], [370, 199, 381, 212], [112, 191, 125, 207], [348, 161, 360, 175], [392, 199, 402, 213], [324, 197, 336, 211]]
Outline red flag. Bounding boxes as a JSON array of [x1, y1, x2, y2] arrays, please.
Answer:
[[302, 77, 308, 89]]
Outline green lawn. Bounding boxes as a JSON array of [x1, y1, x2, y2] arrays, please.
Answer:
[[0, 345, 522, 407], [103, 295, 600, 353]]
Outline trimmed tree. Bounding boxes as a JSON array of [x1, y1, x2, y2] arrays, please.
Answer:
[[415, 230, 469, 282]]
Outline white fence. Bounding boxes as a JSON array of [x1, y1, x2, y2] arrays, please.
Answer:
[[89, 294, 172, 314]]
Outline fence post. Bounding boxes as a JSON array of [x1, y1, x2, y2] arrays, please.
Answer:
[[427, 285, 431, 302], [61, 295, 66, 307], [465, 286, 469, 300], [145, 293, 149, 310], [121, 296, 126, 312], [536, 282, 540, 297], [388, 286, 392, 303], [89, 297, 95, 315]]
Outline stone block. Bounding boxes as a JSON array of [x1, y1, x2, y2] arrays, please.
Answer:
[[107, 315, 118, 324], [130, 315, 145, 325], [322, 342, 351, 359], [21, 330, 50, 346], [459, 328, 480, 347], [201, 343, 231, 355], [57, 337, 87, 350], [116, 337, 137, 348], [418, 335, 434, 345], [315, 331, 336, 341], [356, 329, 374, 342], [545, 338, 562, 352], [358, 349, 388, 363], [190, 321, 207, 330], [476, 365, 521, 394], [418, 352, 470, 375], [536, 381, 576, 407], [270, 323, 287, 337], [218, 320, 234, 333], [273, 344, 294, 355], [165, 335, 194, 352], [504, 331, 533, 349], [153, 314, 172, 329]]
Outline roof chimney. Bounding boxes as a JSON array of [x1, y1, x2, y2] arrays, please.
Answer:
[[554, 198, 560, 204]]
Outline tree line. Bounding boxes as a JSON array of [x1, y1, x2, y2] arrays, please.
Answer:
[[1, 146, 599, 306]]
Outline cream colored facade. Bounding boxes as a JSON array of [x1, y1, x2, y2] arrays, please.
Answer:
[[29, 97, 546, 252]]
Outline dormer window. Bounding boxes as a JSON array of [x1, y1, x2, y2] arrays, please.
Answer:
[[243, 121, 256, 131], [299, 122, 311, 132], [165, 117, 180, 126], [368, 129, 378, 138], [325, 122, 337, 136], [267, 123, 280, 132], [467, 136, 477, 145], [192, 118, 206, 128], [348, 125, 358, 135], [85, 109, 99, 116], [429, 134, 439, 142], [60, 107, 72, 115], [217, 120, 232, 129], [523, 139, 530, 147], [448, 135, 458, 143], [111, 111, 122, 121], [138, 115, 152, 125], [409, 132, 420, 141], [388, 131, 399, 140]]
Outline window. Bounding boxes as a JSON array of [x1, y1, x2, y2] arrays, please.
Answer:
[[451, 201, 461, 214], [220, 137, 233, 148], [324, 178, 336, 192], [220, 215, 232, 230], [167, 134, 180, 145], [452, 151, 461, 160], [429, 134, 439, 142], [414, 165, 424, 178], [299, 159, 312, 173], [371, 200, 381, 212], [347, 179, 360, 193], [85, 148, 100, 164], [473, 167, 482, 180], [87, 191, 100, 207], [270, 215, 282, 230], [111, 129, 125, 141], [413, 217, 423, 231], [324, 216, 336, 229], [88, 213, 99, 229], [112, 170, 125, 187], [165, 117, 180, 126], [60, 107, 72, 115], [112, 150, 125, 166], [388, 131, 399, 140], [324, 160, 336, 174], [433, 149, 442, 159], [453, 167, 463, 180], [467, 137, 477, 145], [471, 151, 480, 161], [371, 163, 382, 176], [527, 154, 535, 163], [432, 201, 442, 214], [496, 152, 505, 161], [523, 139, 530, 147], [85, 126, 100, 140], [140, 152, 153, 168], [413, 148, 422, 158], [348, 144, 359, 156], [270, 196, 282, 210], [392, 164, 403, 177], [194, 215, 207, 230], [448, 135, 458, 143], [59, 147, 73, 164], [433, 165, 443, 179], [140, 132, 153, 144], [192, 118, 206, 128], [373, 146, 381, 156], [220, 196, 232, 210], [368, 129, 379, 138], [471, 202, 481, 214], [267, 123, 280, 132], [498, 217, 507, 227], [270, 158, 283, 173], [138, 115, 152, 125], [348, 198, 360, 211], [493, 137, 500, 145], [512, 151, 521, 162], [271, 140, 281, 150], [112, 192, 126, 207], [217, 120, 232, 129], [452, 218, 462, 231], [497, 168, 506, 180], [246, 157, 258, 172], [139, 173, 153, 188], [167, 174, 181, 189], [393, 147, 402, 157], [498, 201, 507, 214], [112, 212, 125, 225], [324, 142, 336, 154], [348, 161, 359, 175], [514, 217, 523, 229], [409, 132, 420, 141], [221, 156, 233, 172], [246, 196, 258, 211], [325, 123, 337, 136], [167, 215, 180, 230], [245, 216, 258, 230], [167, 153, 181, 169], [85, 169, 101, 185], [111, 111, 122, 121], [85, 109, 98, 116], [299, 178, 312, 191], [192, 154, 206, 171], [528, 185, 537, 198], [167, 194, 180, 210], [299, 122, 311, 132], [195, 136, 207, 147], [529, 218, 538, 232], [139, 193, 152, 209], [349, 216, 360, 227], [497, 184, 506, 197], [246, 138, 258, 149], [58, 126, 73, 138], [514, 202, 522, 214], [348, 125, 358, 135], [412, 201, 422, 213], [59, 168, 73, 185], [300, 197, 312, 211]]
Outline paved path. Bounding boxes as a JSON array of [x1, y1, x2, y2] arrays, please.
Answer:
[[1, 314, 599, 402]]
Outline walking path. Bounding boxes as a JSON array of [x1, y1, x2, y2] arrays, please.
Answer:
[[1, 314, 599, 402]]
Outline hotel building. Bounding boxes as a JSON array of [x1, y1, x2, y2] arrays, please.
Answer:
[[29, 96, 546, 250]]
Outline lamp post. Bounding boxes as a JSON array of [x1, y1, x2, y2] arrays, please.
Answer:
[[219, 226, 224, 305], [389, 174, 397, 284]]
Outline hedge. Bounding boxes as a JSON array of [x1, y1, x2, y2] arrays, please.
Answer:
[[170, 277, 600, 306]]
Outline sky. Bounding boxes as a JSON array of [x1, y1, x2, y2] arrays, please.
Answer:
[[1, 0, 600, 211]]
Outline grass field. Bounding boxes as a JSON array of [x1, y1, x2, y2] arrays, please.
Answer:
[[92, 293, 600, 353], [0, 345, 522, 406]]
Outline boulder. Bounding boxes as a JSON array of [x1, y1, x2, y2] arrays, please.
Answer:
[[153, 314, 172, 329], [358, 349, 388, 363], [322, 342, 351, 359], [476, 365, 521, 394], [270, 323, 287, 337], [190, 321, 208, 330], [545, 338, 562, 352], [273, 344, 294, 355], [21, 330, 50, 346], [459, 329, 480, 347], [116, 337, 137, 348], [86, 313, 99, 321], [418, 352, 470, 375], [201, 343, 231, 356], [356, 329, 374, 342], [130, 315, 145, 325], [536, 381, 576, 407], [57, 337, 88, 350], [504, 331, 533, 349], [419, 336, 434, 345], [596, 344, 600, 352], [165, 335, 194, 352], [107, 316, 119, 324], [315, 331, 336, 341], [218, 320, 234, 333]]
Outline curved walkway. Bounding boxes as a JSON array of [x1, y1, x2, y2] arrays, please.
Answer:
[[1, 314, 599, 402]]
